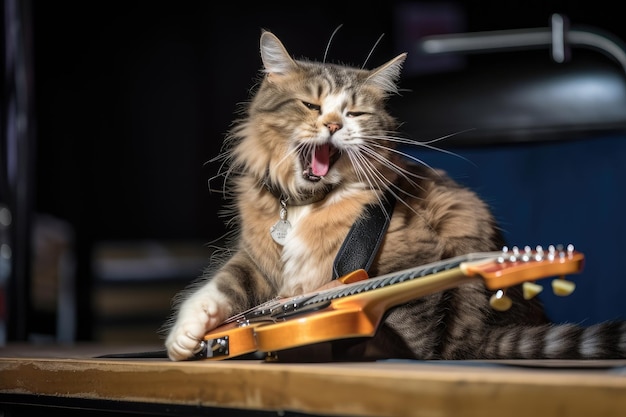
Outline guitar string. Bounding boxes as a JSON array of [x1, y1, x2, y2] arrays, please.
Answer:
[[267, 251, 501, 317], [217, 246, 578, 326], [224, 251, 501, 324], [301, 258, 467, 306]]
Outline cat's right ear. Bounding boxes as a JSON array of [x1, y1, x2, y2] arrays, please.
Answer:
[[260, 31, 297, 82]]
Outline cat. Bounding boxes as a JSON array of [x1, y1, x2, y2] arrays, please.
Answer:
[[163, 30, 625, 362]]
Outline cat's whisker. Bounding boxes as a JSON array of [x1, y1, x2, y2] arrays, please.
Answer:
[[418, 128, 477, 145], [345, 150, 385, 193], [350, 151, 421, 216], [365, 133, 475, 167], [347, 147, 424, 213], [371, 133, 436, 150], [344, 146, 388, 186], [362, 33, 385, 70], [408, 142, 475, 167], [347, 159, 405, 218], [323, 24, 344, 64], [358, 143, 427, 192], [354, 144, 433, 217], [365, 141, 440, 180]]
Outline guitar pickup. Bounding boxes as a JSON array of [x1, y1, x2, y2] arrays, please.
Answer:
[[248, 308, 273, 320], [271, 299, 332, 320], [259, 294, 317, 318], [274, 294, 319, 314]]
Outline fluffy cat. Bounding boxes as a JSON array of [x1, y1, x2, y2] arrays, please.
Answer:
[[163, 30, 625, 361]]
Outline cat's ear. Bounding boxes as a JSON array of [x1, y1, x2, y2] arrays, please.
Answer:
[[260, 30, 297, 80], [366, 53, 407, 95]]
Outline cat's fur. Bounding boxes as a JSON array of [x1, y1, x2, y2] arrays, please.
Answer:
[[163, 30, 626, 361]]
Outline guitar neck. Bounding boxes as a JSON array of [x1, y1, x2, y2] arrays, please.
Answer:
[[241, 246, 583, 324], [277, 253, 497, 318]]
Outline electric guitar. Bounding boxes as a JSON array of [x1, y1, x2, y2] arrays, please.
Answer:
[[195, 244, 584, 360]]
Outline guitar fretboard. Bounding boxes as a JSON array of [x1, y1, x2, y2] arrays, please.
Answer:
[[247, 251, 498, 321], [301, 257, 467, 307]]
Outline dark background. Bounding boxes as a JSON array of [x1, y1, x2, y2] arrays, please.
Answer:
[[12, 0, 626, 341], [29, 0, 626, 241]]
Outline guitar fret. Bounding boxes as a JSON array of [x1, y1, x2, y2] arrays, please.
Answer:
[[302, 258, 466, 307], [250, 251, 502, 320]]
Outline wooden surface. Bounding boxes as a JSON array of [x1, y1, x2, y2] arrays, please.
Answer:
[[1, 344, 626, 417]]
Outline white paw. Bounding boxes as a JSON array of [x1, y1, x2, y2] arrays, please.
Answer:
[[165, 320, 206, 361], [165, 293, 229, 361]]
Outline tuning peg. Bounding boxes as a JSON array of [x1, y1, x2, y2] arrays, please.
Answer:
[[552, 277, 576, 296], [522, 281, 544, 300], [489, 289, 512, 311]]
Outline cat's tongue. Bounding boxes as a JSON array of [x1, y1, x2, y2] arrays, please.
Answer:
[[311, 144, 330, 177]]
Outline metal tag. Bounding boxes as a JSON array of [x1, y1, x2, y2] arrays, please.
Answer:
[[270, 219, 291, 245]]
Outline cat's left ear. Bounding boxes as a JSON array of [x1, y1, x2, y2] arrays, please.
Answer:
[[259, 30, 297, 81], [366, 53, 407, 95]]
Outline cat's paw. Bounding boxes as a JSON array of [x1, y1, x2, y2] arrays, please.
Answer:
[[164, 294, 229, 361]]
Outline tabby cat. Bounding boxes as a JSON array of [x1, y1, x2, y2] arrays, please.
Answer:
[[163, 30, 625, 361]]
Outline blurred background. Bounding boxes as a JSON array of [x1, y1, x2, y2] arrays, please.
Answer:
[[2, 0, 625, 346]]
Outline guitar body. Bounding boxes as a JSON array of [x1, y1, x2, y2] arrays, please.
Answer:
[[199, 268, 370, 360], [255, 306, 374, 352]]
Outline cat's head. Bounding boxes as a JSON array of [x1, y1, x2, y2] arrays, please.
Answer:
[[226, 30, 407, 203]]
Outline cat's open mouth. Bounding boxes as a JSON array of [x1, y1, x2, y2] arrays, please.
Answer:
[[301, 143, 339, 181]]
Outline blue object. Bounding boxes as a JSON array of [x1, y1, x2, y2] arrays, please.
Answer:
[[404, 133, 626, 324]]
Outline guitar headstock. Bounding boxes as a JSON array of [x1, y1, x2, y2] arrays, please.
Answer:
[[461, 244, 585, 311]]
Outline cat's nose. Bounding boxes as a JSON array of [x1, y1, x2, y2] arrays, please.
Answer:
[[325, 122, 342, 134]]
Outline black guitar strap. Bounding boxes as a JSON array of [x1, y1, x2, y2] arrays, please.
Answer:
[[332, 191, 396, 279]]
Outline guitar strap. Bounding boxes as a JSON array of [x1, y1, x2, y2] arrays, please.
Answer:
[[332, 191, 396, 279]]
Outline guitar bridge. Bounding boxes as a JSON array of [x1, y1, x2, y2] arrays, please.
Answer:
[[192, 336, 229, 359]]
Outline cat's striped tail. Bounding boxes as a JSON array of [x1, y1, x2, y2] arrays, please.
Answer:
[[480, 321, 626, 359]]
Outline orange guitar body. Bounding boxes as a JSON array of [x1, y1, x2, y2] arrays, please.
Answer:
[[199, 268, 370, 360]]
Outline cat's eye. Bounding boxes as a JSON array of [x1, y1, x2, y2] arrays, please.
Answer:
[[302, 101, 321, 112], [347, 111, 366, 118]]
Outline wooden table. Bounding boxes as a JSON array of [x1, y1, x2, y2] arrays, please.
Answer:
[[1, 344, 626, 417]]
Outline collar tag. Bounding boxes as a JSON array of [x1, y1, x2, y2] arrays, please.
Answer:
[[270, 198, 292, 245]]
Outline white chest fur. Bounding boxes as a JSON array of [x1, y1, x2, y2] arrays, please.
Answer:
[[275, 204, 331, 296]]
